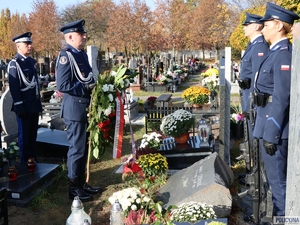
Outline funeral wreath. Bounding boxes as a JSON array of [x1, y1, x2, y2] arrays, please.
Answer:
[[87, 65, 137, 159]]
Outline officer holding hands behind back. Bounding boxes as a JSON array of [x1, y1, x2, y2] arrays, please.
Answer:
[[8, 32, 42, 163], [252, 3, 299, 216], [56, 19, 100, 202]]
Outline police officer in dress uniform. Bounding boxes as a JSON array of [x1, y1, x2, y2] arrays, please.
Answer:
[[239, 13, 269, 115], [239, 13, 269, 178], [8, 32, 42, 163], [56, 19, 100, 202], [252, 3, 299, 217]]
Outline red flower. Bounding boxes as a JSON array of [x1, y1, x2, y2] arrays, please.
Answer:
[[104, 132, 109, 139], [103, 119, 111, 126], [109, 110, 116, 117], [97, 119, 111, 131], [102, 127, 110, 133]]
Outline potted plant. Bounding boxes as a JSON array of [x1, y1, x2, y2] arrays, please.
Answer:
[[170, 202, 216, 223], [182, 86, 210, 107], [136, 153, 168, 177], [160, 109, 195, 143], [136, 132, 163, 158]]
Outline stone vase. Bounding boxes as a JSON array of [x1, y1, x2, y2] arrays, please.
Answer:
[[209, 91, 218, 109], [231, 122, 244, 139]]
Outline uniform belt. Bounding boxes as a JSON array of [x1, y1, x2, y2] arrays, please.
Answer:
[[253, 92, 272, 107]]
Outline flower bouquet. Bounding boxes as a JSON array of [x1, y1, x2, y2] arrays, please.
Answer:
[[230, 102, 244, 124], [50, 90, 63, 103], [160, 109, 195, 137], [108, 186, 172, 225], [108, 187, 153, 219], [200, 68, 219, 78], [202, 74, 219, 93], [182, 86, 210, 106], [230, 107, 244, 139], [136, 132, 163, 158], [155, 74, 170, 84], [230, 113, 244, 124], [139, 132, 162, 150], [170, 202, 216, 223]]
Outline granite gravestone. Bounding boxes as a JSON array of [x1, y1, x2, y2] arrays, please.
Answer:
[[0, 88, 18, 147], [87, 46, 99, 80], [157, 152, 233, 218]]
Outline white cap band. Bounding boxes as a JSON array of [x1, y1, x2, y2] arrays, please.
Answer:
[[15, 37, 32, 43]]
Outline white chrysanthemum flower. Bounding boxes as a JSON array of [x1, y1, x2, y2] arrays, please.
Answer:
[[102, 84, 109, 92], [108, 84, 114, 92], [136, 198, 141, 204], [104, 107, 112, 116], [131, 204, 137, 211], [108, 93, 114, 102]]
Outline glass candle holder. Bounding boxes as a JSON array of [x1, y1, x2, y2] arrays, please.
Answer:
[[27, 158, 36, 172], [8, 166, 18, 181]]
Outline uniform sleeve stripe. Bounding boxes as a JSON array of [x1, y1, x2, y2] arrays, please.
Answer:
[[267, 117, 281, 131], [14, 101, 23, 105]]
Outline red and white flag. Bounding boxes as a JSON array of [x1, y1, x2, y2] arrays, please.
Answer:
[[258, 53, 264, 57], [113, 91, 125, 158], [281, 65, 290, 71]]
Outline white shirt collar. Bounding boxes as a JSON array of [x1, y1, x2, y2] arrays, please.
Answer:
[[250, 34, 262, 43], [270, 38, 288, 49]]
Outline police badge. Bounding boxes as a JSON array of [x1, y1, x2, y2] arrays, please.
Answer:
[[59, 56, 68, 65]]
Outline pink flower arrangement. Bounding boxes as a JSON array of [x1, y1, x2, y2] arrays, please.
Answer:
[[230, 113, 244, 124]]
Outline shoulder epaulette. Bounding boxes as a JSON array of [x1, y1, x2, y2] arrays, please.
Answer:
[[280, 44, 289, 51]]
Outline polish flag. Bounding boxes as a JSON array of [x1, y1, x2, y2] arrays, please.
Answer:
[[258, 53, 264, 56], [281, 65, 290, 71]]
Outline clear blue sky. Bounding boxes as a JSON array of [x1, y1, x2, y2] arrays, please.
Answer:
[[1, 0, 154, 15]]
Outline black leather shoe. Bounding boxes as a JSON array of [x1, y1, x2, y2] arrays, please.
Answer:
[[82, 182, 102, 194], [69, 187, 93, 202]]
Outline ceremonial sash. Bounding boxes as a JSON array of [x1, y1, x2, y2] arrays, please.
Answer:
[[113, 91, 125, 158]]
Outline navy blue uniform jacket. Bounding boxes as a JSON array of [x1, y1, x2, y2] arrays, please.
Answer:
[[240, 35, 269, 111], [56, 44, 94, 122], [8, 53, 42, 113], [253, 39, 291, 144]]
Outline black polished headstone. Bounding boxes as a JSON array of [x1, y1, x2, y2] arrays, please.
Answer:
[[159, 137, 214, 170], [0, 162, 59, 207], [36, 128, 69, 159]]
